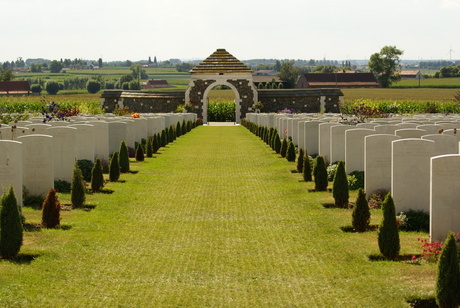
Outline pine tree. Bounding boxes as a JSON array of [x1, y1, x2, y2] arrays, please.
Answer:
[[91, 158, 104, 192], [168, 125, 175, 142], [186, 121, 192, 132], [153, 134, 160, 153], [176, 121, 182, 137], [296, 148, 304, 173], [436, 232, 460, 308], [303, 153, 312, 182], [352, 188, 370, 232], [280, 138, 288, 157], [119, 140, 130, 173], [146, 137, 153, 158], [41, 189, 61, 229], [109, 152, 120, 182], [314, 155, 328, 191], [286, 141, 296, 162], [135, 143, 145, 162], [332, 161, 349, 208], [161, 130, 167, 147], [182, 120, 187, 135], [0, 186, 23, 259], [377, 193, 400, 260], [71, 161, 86, 207]]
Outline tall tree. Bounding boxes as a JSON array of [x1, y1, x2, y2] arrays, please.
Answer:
[[49, 60, 63, 73], [278, 60, 300, 88], [368, 45, 404, 88]]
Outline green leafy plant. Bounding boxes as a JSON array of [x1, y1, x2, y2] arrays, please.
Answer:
[[296, 148, 304, 173], [352, 188, 370, 232], [71, 161, 86, 207], [348, 171, 364, 190], [436, 232, 460, 308], [77, 159, 94, 182], [135, 143, 145, 162], [332, 161, 349, 208], [377, 193, 400, 260], [91, 158, 104, 192], [398, 209, 429, 232], [280, 138, 288, 158], [119, 140, 130, 173], [303, 154, 312, 182], [0, 186, 23, 259], [314, 155, 328, 191], [109, 152, 120, 182], [54, 180, 71, 193], [146, 137, 153, 158], [286, 141, 296, 162]]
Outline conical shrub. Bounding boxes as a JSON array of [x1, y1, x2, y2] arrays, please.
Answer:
[[182, 120, 187, 135], [274, 136, 281, 154], [135, 143, 145, 162], [153, 134, 160, 153], [0, 186, 23, 259], [119, 140, 130, 173], [296, 148, 304, 173], [176, 121, 182, 137], [436, 232, 460, 308], [186, 121, 192, 132], [146, 137, 153, 158], [91, 158, 104, 192], [314, 155, 328, 191], [168, 125, 175, 142], [71, 161, 86, 207], [109, 152, 120, 182], [280, 138, 288, 158], [286, 141, 296, 162], [41, 189, 61, 229], [303, 153, 312, 182], [332, 161, 349, 208], [352, 188, 370, 232], [160, 130, 167, 147], [377, 193, 400, 260]]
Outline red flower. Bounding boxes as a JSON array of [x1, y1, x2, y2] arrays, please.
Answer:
[[285, 130, 288, 134], [189, 100, 195, 104]]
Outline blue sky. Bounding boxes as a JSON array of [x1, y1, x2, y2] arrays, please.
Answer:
[[1, 0, 459, 62]]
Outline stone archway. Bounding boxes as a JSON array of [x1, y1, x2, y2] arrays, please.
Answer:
[[185, 49, 258, 124]]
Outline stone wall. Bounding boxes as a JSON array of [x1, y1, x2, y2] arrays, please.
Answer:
[[101, 90, 185, 113], [257, 89, 343, 113]]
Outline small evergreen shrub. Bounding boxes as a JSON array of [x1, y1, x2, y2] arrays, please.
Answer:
[[119, 140, 130, 173], [135, 143, 145, 162], [109, 152, 120, 182], [296, 148, 304, 173], [153, 134, 160, 153], [161, 130, 167, 147], [314, 156, 328, 191], [182, 120, 187, 135], [41, 189, 61, 228], [352, 188, 370, 232], [186, 121, 192, 132], [280, 138, 288, 157], [168, 125, 175, 142], [303, 154, 312, 182], [286, 141, 296, 162], [332, 161, 349, 208], [436, 232, 460, 308], [77, 159, 94, 182], [91, 158, 104, 192], [378, 193, 400, 260], [274, 136, 281, 154], [71, 161, 86, 207], [54, 180, 71, 193], [146, 137, 153, 158], [0, 186, 23, 259], [176, 122, 182, 137], [398, 209, 429, 232]]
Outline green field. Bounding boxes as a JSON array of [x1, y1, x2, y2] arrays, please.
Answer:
[[392, 77, 460, 88], [0, 126, 436, 306]]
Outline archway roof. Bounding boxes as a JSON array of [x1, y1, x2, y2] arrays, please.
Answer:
[[190, 49, 253, 74]]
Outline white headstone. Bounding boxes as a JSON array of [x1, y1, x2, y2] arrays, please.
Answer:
[[395, 128, 426, 139], [345, 128, 375, 173], [318, 122, 338, 162], [47, 126, 77, 182], [89, 121, 109, 162], [108, 122, 128, 155], [0, 140, 23, 207], [304, 121, 322, 155], [25, 123, 52, 134], [421, 134, 457, 156], [69, 124, 95, 162], [330, 125, 354, 164]]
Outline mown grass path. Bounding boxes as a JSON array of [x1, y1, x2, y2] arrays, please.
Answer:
[[1, 126, 435, 307]]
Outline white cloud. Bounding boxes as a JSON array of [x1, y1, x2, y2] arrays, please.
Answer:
[[441, 0, 460, 8]]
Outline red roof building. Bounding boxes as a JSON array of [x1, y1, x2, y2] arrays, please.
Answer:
[[0, 81, 31, 95], [296, 72, 380, 88]]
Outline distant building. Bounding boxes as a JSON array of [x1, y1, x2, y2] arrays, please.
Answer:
[[296, 72, 381, 88], [399, 70, 423, 79], [0, 81, 31, 95], [252, 75, 286, 88], [143, 79, 174, 89]]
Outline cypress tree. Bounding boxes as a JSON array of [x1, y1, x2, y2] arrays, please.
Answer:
[[313, 155, 328, 191], [0, 186, 23, 259], [119, 140, 130, 173], [436, 232, 460, 308], [182, 120, 187, 135], [41, 189, 61, 229], [303, 153, 312, 182], [176, 121, 182, 137], [286, 141, 296, 162], [352, 188, 370, 232], [377, 193, 400, 260], [146, 137, 153, 158], [187, 121, 192, 132], [332, 161, 349, 208], [161, 130, 167, 147], [109, 152, 120, 182], [135, 143, 145, 162], [153, 134, 160, 153], [71, 161, 86, 207], [91, 158, 104, 192], [274, 136, 282, 154], [280, 138, 288, 157], [168, 125, 175, 143], [297, 148, 304, 173]]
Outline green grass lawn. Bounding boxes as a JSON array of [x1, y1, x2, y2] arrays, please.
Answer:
[[0, 126, 435, 307]]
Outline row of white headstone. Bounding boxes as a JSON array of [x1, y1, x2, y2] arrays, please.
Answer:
[[0, 113, 197, 209], [247, 112, 460, 242]]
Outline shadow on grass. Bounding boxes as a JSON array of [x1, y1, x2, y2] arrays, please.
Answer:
[[340, 225, 378, 232], [23, 222, 42, 232], [406, 296, 437, 308], [124, 170, 138, 174], [3, 253, 41, 265], [93, 189, 114, 194], [291, 170, 298, 173], [322, 202, 354, 209], [368, 253, 421, 263]]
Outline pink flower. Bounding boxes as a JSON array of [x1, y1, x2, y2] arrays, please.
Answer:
[[411, 255, 417, 261]]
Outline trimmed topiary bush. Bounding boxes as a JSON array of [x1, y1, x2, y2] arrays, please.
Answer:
[[377, 193, 400, 260], [280, 138, 288, 158], [161, 130, 167, 147], [314, 155, 328, 191], [182, 120, 187, 135], [45, 81, 60, 95], [135, 143, 145, 162], [176, 121, 182, 137], [303, 153, 312, 182], [119, 140, 130, 173], [0, 186, 23, 259], [168, 125, 175, 142], [296, 148, 304, 173], [286, 141, 296, 162], [86, 80, 101, 94], [41, 189, 61, 229], [332, 161, 349, 208], [146, 137, 153, 158], [436, 232, 460, 308], [30, 84, 42, 94], [153, 134, 160, 153], [71, 161, 86, 207], [352, 188, 370, 232], [186, 121, 192, 132], [91, 158, 104, 192], [109, 152, 120, 182]]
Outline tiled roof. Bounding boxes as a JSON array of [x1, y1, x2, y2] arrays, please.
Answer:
[[190, 49, 252, 74], [0, 81, 31, 93]]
